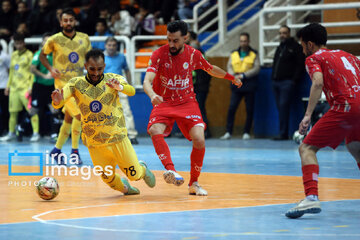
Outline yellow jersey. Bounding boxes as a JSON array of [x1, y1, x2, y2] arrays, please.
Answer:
[[43, 31, 91, 89], [53, 73, 135, 147], [7, 49, 34, 92]]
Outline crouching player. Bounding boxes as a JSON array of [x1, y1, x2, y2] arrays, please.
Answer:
[[51, 49, 155, 195]]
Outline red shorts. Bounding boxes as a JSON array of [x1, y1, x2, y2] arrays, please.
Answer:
[[147, 100, 205, 141], [303, 104, 360, 149]]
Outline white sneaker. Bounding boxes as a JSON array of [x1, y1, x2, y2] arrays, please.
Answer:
[[220, 132, 231, 140], [30, 133, 40, 142], [188, 182, 208, 196], [163, 170, 184, 186], [285, 198, 321, 218], [0, 132, 16, 141], [242, 133, 251, 140]]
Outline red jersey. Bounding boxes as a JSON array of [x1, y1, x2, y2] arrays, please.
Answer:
[[305, 49, 360, 112], [147, 44, 213, 104]]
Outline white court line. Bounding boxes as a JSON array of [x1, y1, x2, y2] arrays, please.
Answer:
[[30, 199, 360, 236]]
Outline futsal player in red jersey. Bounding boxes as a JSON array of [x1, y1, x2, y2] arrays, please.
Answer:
[[286, 23, 360, 218], [143, 20, 242, 196]]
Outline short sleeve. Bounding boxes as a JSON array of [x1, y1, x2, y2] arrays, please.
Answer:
[[146, 49, 160, 73], [193, 49, 213, 71], [85, 35, 92, 52], [42, 36, 54, 55], [305, 56, 322, 78]]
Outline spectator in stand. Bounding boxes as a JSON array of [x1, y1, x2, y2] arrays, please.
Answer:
[[92, 18, 113, 51], [13, 1, 30, 32], [0, 44, 10, 136], [16, 22, 31, 38], [104, 36, 139, 144], [134, 6, 155, 36], [220, 32, 260, 140], [0, 34, 38, 142], [109, 9, 133, 37], [0, 0, 15, 42], [272, 25, 305, 140], [27, 0, 56, 36]]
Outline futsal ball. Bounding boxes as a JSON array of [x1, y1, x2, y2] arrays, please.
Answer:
[[36, 177, 60, 200], [292, 130, 305, 144]]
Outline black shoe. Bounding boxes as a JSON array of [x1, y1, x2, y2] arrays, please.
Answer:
[[130, 138, 139, 145]]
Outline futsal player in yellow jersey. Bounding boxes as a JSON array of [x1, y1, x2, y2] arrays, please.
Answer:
[[0, 34, 39, 142], [40, 8, 91, 165], [51, 49, 156, 194]]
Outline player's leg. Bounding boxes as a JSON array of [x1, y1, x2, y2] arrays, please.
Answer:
[[347, 141, 360, 169], [51, 111, 72, 165], [188, 125, 207, 196], [1, 91, 22, 141], [114, 137, 155, 188], [220, 90, 242, 140], [70, 114, 82, 164], [89, 145, 139, 195]]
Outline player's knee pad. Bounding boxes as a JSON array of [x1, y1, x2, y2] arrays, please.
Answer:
[[29, 107, 39, 117]]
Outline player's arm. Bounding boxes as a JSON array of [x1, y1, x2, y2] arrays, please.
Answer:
[[40, 49, 61, 79], [206, 65, 242, 87], [299, 72, 324, 134], [5, 56, 14, 96], [106, 76, 135, 96], [51, 82, 74, 109], [30, 65, 52, 80], [143, 71, 163, 105]]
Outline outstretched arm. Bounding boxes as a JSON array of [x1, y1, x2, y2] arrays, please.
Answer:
[[206, 65, 242, 87]]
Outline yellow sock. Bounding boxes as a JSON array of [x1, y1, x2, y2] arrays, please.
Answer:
[[55, 121, 71, 149], [9, 112, 18, 133], [104, 173, 126, 193], [30, 114, 39, 134], [71, 118, 81, 149]]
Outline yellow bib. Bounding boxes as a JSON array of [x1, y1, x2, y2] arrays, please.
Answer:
[[231, 50, 256, 73]]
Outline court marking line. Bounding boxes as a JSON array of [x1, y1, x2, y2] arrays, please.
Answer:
[[28, 199, 360, 236]]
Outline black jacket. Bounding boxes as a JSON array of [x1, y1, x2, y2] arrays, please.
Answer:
[[272, 37, 305, 82]]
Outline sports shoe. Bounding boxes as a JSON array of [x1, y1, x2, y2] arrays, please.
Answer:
[[163, 170, 184, 186], [139, 160, 156, 188], [188, 182, 208, 196], [121, 177, 140, 195], [242, 133, 250, 140], [30, 133, 40, 142], [285, 198, 321, 219], [50, 147, 65, 165], [0, 132, 16, 141], [71, 149, 83, 166], [220, 132, 231, 140]]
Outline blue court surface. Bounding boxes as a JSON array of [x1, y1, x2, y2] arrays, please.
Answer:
[[1, 137, 359, 240]]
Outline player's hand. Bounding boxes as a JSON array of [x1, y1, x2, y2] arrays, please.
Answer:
[[51, 89, 63, 105], [4, 87, 9, 96], [299, 115, 311, 135], [50, 68, 61, 79], [106, 78, 124, 91], [151, 94, 163, 105], [232, 77, 243, 88]]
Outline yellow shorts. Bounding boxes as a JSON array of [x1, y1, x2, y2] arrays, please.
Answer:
[[63, 97, 81, 117], [9, 90, 28, 112], [88, 137, 145, 181]]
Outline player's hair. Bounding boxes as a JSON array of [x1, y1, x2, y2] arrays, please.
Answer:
[[240, 32, 250, 40], [60, 8, 76, 19], [42, 32, 52, 39], [280, 25, 290, 32], [167, 20, 188, 36], [296, 23, 327, 46], [86, 49, 105, 62], [13, 33, 25, 42]]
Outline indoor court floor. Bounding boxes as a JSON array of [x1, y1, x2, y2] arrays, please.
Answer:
[[1, 136, 360, 240]]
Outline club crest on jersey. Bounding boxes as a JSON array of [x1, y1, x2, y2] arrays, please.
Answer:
[[183, 62, 189, 69], [89, 100, 102, 113], [79, 40, 83, 45], [14, 64, 19, 70], [165, 63, 170, 68], [68, 52, 79, 63]]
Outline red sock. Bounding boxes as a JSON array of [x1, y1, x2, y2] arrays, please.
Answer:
[[189, 147, 205, 186], [302, 164, 319, 196], [151, 134, 175, 171]]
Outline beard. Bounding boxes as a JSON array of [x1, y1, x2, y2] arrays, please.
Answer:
[[63, 26, 74, 33], [169, 46, 182, 56]]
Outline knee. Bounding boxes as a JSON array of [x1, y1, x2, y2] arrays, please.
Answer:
[[148, 125, 163, 136], [298, 143, 308, 157], [192, 135, 205, 149]]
